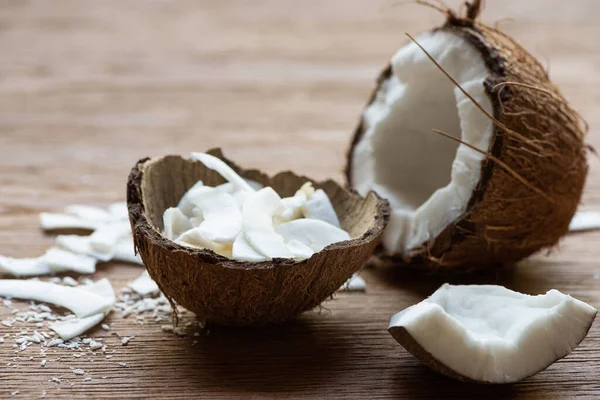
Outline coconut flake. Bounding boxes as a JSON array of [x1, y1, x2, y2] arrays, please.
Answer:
[[286, 239, 314, 260], [162, 207, 193, 240], [276, 190, 307, 224], [0, 279, 114, 318], [50, 313, 106, 341], [189, 189, 241, 243], [112, 239, 143, 265], [64, 205, 111, 222], [175, 229, 228, 253], [302, 189, 341, 228], [339, 274, 366, 291], [128, 271, 159, 296], [55, 235, 113, 262], [275, 219, 350, 253], [388, 284, 597, 383], [231, 233, 266, 262], [88, 221, 131, 254], [0, 256, 51, 277], [177, 180, 205, 217], [108, 202, 129, 221], [42, 248, 96, 274], [569, 211, 600, 232], [191, 152, 254, 193], [39, 213, 100, 231]]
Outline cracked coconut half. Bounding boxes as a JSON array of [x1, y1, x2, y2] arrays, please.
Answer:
[[346, 2, 588, 269], [389, 284, 597, 383]]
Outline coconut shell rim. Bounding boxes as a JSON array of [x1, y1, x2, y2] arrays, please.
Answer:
[[127, 149, 390, 271]]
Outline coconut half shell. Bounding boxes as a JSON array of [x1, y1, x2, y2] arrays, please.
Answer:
[[127, 149, 389, 326], [346, 4, 588, 269]]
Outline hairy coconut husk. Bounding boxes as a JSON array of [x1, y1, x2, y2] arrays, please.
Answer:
[[127, 149, 389, 326], [346, 1, 588, 269]]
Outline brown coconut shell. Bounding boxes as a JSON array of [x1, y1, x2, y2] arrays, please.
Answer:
[[127, 149, 389, 326], [346, 2, 588, 269]]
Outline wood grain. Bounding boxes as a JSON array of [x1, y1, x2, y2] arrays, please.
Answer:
[[0, 0, 599, 398]]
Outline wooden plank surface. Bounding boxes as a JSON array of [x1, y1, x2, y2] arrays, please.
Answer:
[[1, 0, 599, 398]]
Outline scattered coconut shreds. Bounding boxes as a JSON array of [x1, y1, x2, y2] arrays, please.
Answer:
[[72, 368, 85, 375], [569, 211, 600, 232], [128, 270, 159, 296], [339, 274, 366, 292]]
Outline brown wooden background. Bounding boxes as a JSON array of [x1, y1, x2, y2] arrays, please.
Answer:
[[0, 0, 599, 398]]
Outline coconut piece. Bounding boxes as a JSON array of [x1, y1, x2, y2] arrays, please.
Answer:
[[276, 190, 308, 224], [339, 273, 366, 291], [88, 221, 131, 254], [388, 284, 597, 383], [49, 313, 106, 341], [126, 151, 389, 325], [55, 235, 113, 262], [112, 239, 143, 265], [275, 219, 351, 253], [128, 270, 159, 296], [286, 239, 314, 260], [346, 3, 588, 269], [0, 279, 114, 318], [108, 202, 129, 220], [175, 228, 228, 253], [39, 213, 100, 231], [231, 233, 267, 262], [302, 189, 341, 228], [0, 256, 51, 277], [569, 211, 600, 232], [42, 248, 97, 274], [242, 187, 293, 259], [189, 189, 242, 243], [177, 180, 205, 217], [191, 152, 255, 193], [189, 217, 203, 228], [64, 205, 111, 222], [162, 207, 193, 240]]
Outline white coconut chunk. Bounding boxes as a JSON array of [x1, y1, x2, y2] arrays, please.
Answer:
[[190, 190, 241, 243], [286, 239, 314, 260], [112, 239, 143, 265], [162, 207, 193, 240], [108, 202, 129, 221], [302, 189, 341, 228], [275, 219, 351, 253], [0, 279, 114, 318], [569, 211, 600, 232], [242, 187, 293, 259], [191, 152, 255, 193], [42, 248, 96, 274], [128, 270, 159, 296], [0, 256, 51, 277], [55, 235, 113, 262], [350, 30, 494, 256], [88, 221, 132, 254], [50, 313, 106, 341], [175, 228, 228, 253], [231, 233, 267, 262], [39, 213, 101, 231], [339, 274, 366, 291], [177, 180, 205, 217], [388, 284, 598, 383], [64, 205, 111, 222], [276, 190, 308, 224]]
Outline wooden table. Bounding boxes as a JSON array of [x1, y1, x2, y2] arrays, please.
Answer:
[[1, 0, 599, 398]]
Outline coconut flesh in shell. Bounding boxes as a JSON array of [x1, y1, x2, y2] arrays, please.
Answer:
[[127, 149, 389, 326], [346, 10, 588, 268], [388, 284, 597, 383]]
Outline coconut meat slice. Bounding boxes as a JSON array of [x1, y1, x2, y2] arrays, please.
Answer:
[[112, 239, 143, 265], [39, 212, 102, 231], [286, 239, 314, 260], [0, 279, 115, 318], [349, 30, 494, 256], [302, 189, 341, 228], [88, 221, 132, 254], [42, 248, 97, 274], [569, 211, 600, 232], [189, 189, 242, 243], [177, 180, 205, 217], [231, 233, 267, 261], [175, 228, 229, 254], [191, 152, 255, 193], [128, 270, 159, 295], [55, 235, 114, 262], [276, 190, 308, 224], [388, 284, 597, 383], [242, 187, 293, 259], [108, 201, 129, 221], [0, 255, 51, 277], [64, 205, 111, 222], [163, 207, 193, 240], [275, 219, 351, 253]]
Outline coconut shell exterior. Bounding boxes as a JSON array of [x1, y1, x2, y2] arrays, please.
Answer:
[[346, 15, 588, 269], [127, 149, 389, 326]]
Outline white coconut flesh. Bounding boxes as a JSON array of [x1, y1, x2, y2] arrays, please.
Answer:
[[163, 152, 352, 262], [351, 30, 494, 255], [389, 284, 597, 383]]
